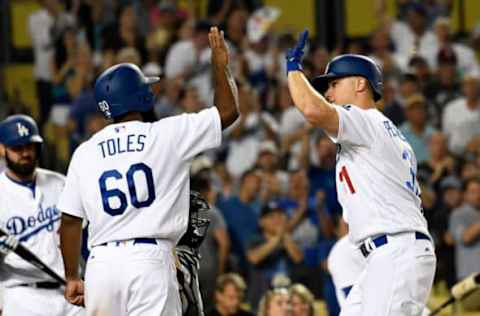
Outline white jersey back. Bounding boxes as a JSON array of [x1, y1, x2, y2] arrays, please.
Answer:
[[329, 105, 428, 244], [0, 169, 66, 287], [58, 107, 222, 248]]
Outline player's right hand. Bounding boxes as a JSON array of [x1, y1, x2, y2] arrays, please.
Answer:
[[65, 278, 85, 307], [209, 26, 229, 68], [286, 29, 309, 73], [0, 235, 19, 256]]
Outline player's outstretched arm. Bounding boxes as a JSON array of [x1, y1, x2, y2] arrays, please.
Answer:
[[286, 31, 339, 135], [209, 26, 239, 130]]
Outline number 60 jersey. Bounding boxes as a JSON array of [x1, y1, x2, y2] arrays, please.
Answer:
[[58, 107, 222, 248], [328, 105, 429, 245]]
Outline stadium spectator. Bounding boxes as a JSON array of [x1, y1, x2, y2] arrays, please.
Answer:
[[164, 20, 213, 104], [377, 1, 437, 66], [209, 273, 254, 316], [256, 287, 291, 316], [449, 177, 480, 310], [431, 176, 463, 288], [399, 93, 437, 163], [28, 0, 75, 129], [442, 75, 480, 156], [425, 46, 462, 127], [290, 283, 316, 316], [217, 169, 261, 273], [246, 202, 303, 308], [382, 79, 406, 126], [427, 17, 480, 76]]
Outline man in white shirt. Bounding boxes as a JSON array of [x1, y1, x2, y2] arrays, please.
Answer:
[[164, 20, 213, 106], [377, 1, 437, 66], [442, 76, 480, 156], [286, 31, 436, 316], [426, 17, 480, 76], [28, 0, 75, 128]]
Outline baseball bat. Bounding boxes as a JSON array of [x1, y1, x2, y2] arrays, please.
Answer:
[[0, 227, 66, 285], [428, 273, 480, 316]]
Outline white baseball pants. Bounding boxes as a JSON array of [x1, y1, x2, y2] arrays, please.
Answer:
[[340, 232, 436, 316], [84, 241, 181, 316]]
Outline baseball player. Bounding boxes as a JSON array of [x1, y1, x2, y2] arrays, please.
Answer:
[[58, 26, 239, 316], [286, 31, 436, 315], [0, 114, 83, 316]]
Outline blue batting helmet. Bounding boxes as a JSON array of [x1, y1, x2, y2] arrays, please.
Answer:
[[0, 115, 43, 147], [94, 63, 160, 119], [312, 54, 383, 101]]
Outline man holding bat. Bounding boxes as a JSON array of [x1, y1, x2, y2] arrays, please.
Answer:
[[0, 114, 83, 316]]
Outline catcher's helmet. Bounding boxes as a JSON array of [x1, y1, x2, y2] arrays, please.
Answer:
[[178, 191, 211, 249], [312, 54, 383, 101], [94, 63, 160, 119], [0, 114, 43, 147]]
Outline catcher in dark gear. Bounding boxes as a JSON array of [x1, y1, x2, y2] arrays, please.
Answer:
[[176, 190, 211, 316]]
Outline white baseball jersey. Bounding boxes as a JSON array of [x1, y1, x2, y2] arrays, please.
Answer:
[[58, 107, 222, 248], [329, 105, 429, 244], [0, 169, 66, 287], [327, 236, 365, 307]]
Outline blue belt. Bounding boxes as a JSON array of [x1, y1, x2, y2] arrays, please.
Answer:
[[98, 238, 158, 247], [359, 232, 430, 258]]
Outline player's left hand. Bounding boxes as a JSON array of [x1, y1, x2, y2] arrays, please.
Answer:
[[0, 235, 19, 256], [286, 29, 309, 73], [209, 26, 229, 68], [65, 278, 85, 307]]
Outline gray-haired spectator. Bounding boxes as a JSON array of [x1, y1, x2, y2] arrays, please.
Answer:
[[442, 76, 480, 156], [427, 17, 480, 76]]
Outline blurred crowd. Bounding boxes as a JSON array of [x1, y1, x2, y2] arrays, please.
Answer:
[[2, 0, 480, 314]]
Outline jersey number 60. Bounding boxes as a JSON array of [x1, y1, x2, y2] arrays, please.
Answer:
[[98, 163, 155, 216]]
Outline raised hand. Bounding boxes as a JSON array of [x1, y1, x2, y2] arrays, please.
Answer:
[[209, 26, 229, 68], [286, 30, 309, 73]]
